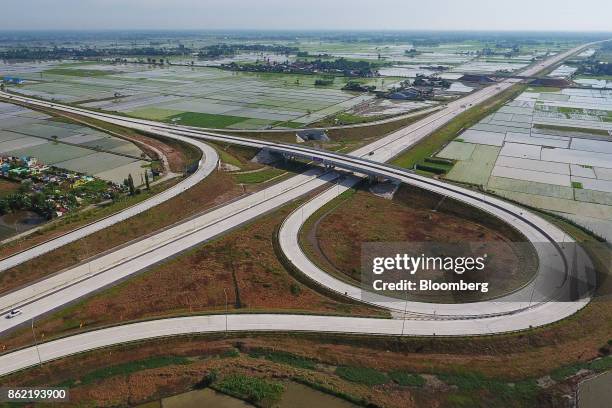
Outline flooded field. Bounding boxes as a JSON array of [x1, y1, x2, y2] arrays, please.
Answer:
[[0, 210, 46, 240], [0, 102, 149, 184], [1, 61, 392, 129], [138, 382, 357, 408], [578, 371, 612, 408], [437, 87, 612, 240], [1, 38, 575, 130]]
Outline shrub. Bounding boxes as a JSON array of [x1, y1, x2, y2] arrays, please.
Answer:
[[215, 374, 284, 405], [290, 283, 302, 296], [335, 366, 388, 386], [389, 370, 425, 387], [249, 349, 315, 370]]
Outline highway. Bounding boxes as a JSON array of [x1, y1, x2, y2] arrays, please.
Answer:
[[0, 168, 338, 333], [0, 43, 598, 374], [0, 300, 590, 377], [0, 41, 586, 273]]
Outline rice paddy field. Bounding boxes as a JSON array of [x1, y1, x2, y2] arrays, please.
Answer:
[[437, 87, 612, 241], [0, 102, 149, 184], [314, 40, 564, 79], [0, 38, 578, 130], [2, 61, 396, 130]]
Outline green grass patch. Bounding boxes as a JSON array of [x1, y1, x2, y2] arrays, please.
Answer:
[[437, 370, 539, 405], [415, 161, 451, 174], [249, 349, 316, 370], [216, 148, 243, 168], [128, 107, 181, 121], [76, 179, 111, 193], [572, 181, 583, 189], [312, 112, 385, 127], [557, 106, 584, 114], [233, 168, 285, 184], [388, 370, 425, 387], [528, 86, 561, 93], [533, 123, 610, 136], [58, 356, 189, 387], [273, 121, 304, 129], [167, 112, 251, 128], [391, 84, 526, 169], [335, 366, 388, 386], [43, 68, 117, 77], [550, 355, 612, 381], [214, 373, 284, 406], [446, 393, 477, 407]]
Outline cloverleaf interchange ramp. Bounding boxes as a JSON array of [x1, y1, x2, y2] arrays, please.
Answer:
[[0, 113, 220, 273], [0, 42, 601, 376]]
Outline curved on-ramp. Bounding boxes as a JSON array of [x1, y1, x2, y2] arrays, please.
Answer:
[[0, 43, 601, 378], [0, 302, 590, 378], [0, 39, 597, 275], [278, 173, 593, 319], [0, 81, 595, 337], [0, 103, 219, 273]]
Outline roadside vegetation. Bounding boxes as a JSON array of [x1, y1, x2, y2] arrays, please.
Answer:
[[232, 168, 286, 184], [0, 169, 243, 295], [210, 142, 308, 185], [6, 328, 612, 408], [309, 111, 388, 127], [0, 198, 384, 353], [214, 373, 284, 407], [390, 84, 527, 170], [225, 110, 433, 154]]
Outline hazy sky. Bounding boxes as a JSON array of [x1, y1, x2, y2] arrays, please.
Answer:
[[1, 0, 610, 32]]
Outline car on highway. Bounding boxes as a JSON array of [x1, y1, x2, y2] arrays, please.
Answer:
[[4, 309, 22, 319]]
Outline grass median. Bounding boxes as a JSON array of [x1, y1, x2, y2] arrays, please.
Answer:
[[390, 84, 527, 169]]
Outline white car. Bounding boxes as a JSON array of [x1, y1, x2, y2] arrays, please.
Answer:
[[5, 309, 22, 319]]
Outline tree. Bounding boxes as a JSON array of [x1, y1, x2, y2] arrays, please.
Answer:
[[0, 199, 8, 214], [127, 174, 135, 196], [144, 171, 150, 190]]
